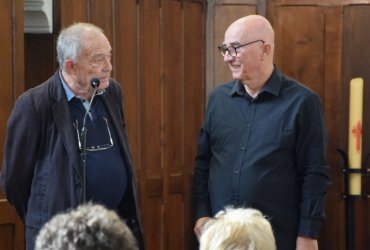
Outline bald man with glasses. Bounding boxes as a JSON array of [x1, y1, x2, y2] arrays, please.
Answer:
[[192, 15, 330, 250]]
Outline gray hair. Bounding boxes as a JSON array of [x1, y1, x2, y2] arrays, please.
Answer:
[[35, 203, 138, 250], [56, 23, 103, 69], [200, 207, 276, 250]]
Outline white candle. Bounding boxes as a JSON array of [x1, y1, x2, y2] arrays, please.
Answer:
[[348, 77, 363, 195]]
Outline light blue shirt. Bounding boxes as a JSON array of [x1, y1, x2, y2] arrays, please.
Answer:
[[59, 70, 104, 114]]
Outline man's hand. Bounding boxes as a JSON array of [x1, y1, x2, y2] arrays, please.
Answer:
[[296, 236, 318, 250], [194, 217, 211, 240]]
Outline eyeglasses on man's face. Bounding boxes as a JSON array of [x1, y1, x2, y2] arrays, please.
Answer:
[[218, 39, 265, 57], [73, 117, 113, 152]]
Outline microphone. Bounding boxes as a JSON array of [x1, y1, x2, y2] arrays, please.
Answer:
[[80, 78, 100, 204], [83, 78, 100, 124], [90, 77, 100, 88], [84, 77, 100, 123]]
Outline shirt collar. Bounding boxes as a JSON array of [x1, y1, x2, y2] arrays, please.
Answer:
[[59, 70, 75, 101], [230, 80, 247, 97], [59, 70, 105, 102], [261, 66, 283, 97], [230, 66, 283, 98]]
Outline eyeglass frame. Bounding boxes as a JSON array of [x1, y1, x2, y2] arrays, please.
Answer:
[[218, 39, 265, 57], [73, 117, 114, 152]]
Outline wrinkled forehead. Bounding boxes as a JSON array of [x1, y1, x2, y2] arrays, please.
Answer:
[[81, 31, 112, 56], [223, 24, 249, 45]]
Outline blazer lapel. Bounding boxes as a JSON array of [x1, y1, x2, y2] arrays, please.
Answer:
[[53, 101, 80, 171], [101, 92, 133, 168], [50, 73, 80, 173]]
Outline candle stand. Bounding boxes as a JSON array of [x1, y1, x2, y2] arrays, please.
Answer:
[[337, 149, 370, 250]]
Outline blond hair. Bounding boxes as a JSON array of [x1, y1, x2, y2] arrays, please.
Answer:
[[200, 207, 276, 250]]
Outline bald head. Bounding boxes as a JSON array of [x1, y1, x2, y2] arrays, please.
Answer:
[[222, 15, 275, 94], [226, 15, 274, 45]]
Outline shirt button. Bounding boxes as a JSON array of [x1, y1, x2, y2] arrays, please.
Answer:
[[240, 146, 245, 150]]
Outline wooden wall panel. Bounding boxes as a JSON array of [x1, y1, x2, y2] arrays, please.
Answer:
[[271, 5, 345, 250], [88, 0, 114, 49], [342, 5, 370, 250], [114, 1, 140, 169], [136, 1, 207, 248], [268, 1, 370, 250], [162, 0, 183, 176], [0, 0, 14, 157], [274, 7, 325, 95], [0, 224, 13, 250], [0, 0, 24, 156], [139, 1, 162, 178], [138, 2, 163, 248], [162, 2, 184, 249], [0, 197, 24, 250], [322, 7, 345, 250], [0, 0, 25, 249], [60, 0, 88, 25], [24, 34, 56, 89], [183, 2, 206, 249], [12, 0, 25, 99], [343, 5, 370, 169]]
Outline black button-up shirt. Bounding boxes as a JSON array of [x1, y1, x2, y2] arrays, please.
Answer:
[[192, 67, 330, 250]]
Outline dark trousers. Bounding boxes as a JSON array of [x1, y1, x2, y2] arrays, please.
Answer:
[[25, 226, 39, 250]]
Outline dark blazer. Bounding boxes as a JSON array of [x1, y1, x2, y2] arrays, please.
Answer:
[[0, 71, 144, 248]]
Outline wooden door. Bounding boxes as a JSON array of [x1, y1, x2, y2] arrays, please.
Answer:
[[0, 0, 25, 249]]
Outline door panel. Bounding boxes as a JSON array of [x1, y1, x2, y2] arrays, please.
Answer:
[[0, 0, 24, 247]]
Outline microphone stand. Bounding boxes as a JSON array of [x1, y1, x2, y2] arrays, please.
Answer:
[[79, 79, 100, 204]]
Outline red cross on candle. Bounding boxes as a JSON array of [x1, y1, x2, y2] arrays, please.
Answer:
[[351, 121, 362, 153]]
